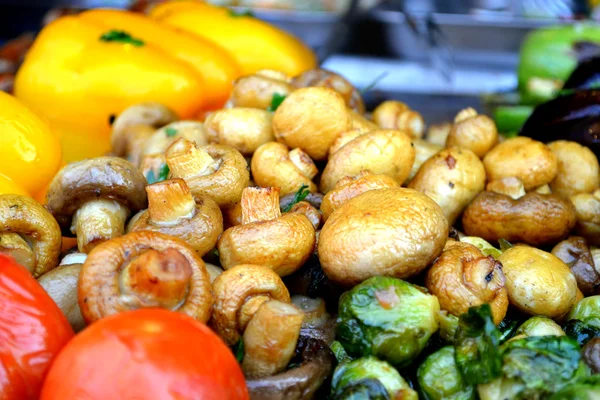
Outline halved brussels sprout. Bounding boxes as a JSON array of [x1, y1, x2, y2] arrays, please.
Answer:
[[516, 316, 565, 337], [460, 236, 502, 258], [417, 346, 476, 400], [568, 296, 600, 327]]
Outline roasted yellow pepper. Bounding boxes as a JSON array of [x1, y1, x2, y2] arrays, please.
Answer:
[[151, 1, 318, 76], [0, 91, 62, 200], [14, 15, 208, 162]]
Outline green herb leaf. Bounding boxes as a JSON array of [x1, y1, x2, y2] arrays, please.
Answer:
[[228, 8, 254, 17], [146, 169, 157, 185], [267, 93, 287, 112], [360, 72, 389, 95], [158, 164, 170, 182], [100, 30, 144, 47], [233, 340, 244, 363], [282, 184, 310, 213], [498, 238, 513, 252], [165, 127, 178, 137], [454, 304, 502, 386]]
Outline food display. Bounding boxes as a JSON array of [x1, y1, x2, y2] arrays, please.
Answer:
[[2, 1, 600, 399]]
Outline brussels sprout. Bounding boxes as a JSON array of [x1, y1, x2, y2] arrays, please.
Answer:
[[498, 313, 525, 344], [567, 296, 600, 327], [549, 375, 600, 400], [454, 304, 503, 386], [516, 316, 565, 337], [336, 276, 439, 367], [417, 346, 476, 400], [460, 236, 502, 258], [331, 356, 418, 400], [478, 335, 589, 400], [335, 379, 391, 400], [438, 311, 459, 344], [564, 319, 600, 346], [331, 340, 352, 364]]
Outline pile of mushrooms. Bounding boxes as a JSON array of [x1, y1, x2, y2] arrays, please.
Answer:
[[5, 66, 600, 399]]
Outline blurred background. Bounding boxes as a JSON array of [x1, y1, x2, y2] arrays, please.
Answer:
[[0, 0, 598, 122]]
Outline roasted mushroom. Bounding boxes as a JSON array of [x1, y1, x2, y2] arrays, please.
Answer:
[[406, 139, 443, 183], [319, 188, 448, 286], [426, 122, 452, 147], [78, 231, 213, 324], [272, 87, 351, 161], [426, 241, 508, 324], [372, 100, 425, 139], [408, 147, 486, 225], [228, 69, 293, 109], [446, 108, 498, 158], [166, 138, 250, 209], [582, 337, 600, 373], [46, 157, 147, 254], [288, 201, 322, 230], [251, 142, 318, 195], [211, 264, 290, 345], [327, 129, 363, 157], [204, 108, 275, 156], [142, 120, 208, 158], [320, 129, 415, 193], [552, 236, 600, 296], [110, 102, 178, 166], [462, 191, 577, 246], [218, 187, 315, 276], [349, 110, 379, 133], [570, 190, 600, 245], [129, 179, 223, 257], [486, 176, 526, 200], [548, 140, 600, 197], [0, 194, 61, 277]]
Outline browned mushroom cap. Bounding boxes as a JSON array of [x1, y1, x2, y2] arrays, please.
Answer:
[[46, 157, 147, 254], [372, 100, 425, 139], [291, 68, 365, 114], [570, 191, 600, 246], [228, 70, 293, 109], [349, 110, 378, 134], [218, 187, 316, 277], [111, 102, 178, 165], [251, 142, 318, 195], [328, 129, 364, 157], [129, 179, 223, 257], [0, 194, 62, 277], [319, 188, 449, 286], [582, 338, 600, 373], [272, 87, 352, 161], [246, 337, 336, 400], [321, 171, 400, 221], [142, 121, 209, 159], [426, 241, 508, 325], [166, 138, 250, 208], [79, 231, 213, 324], [462, 191, 577, 247], [289, 201, 322, 230], [320, 129, 415, 193], [446, 108, 498, 158], [211, 264, 290, 345], [552, 236, 600, 296]]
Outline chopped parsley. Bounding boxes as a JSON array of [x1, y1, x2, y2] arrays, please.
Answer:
[[100, 30, 144, 47], [267, 93, 287, 112], [360, 71, 389, 95], [282, 184, 310, 213], [165, 127, 178, 137], [146, 164, 170, 185], [228, 8, 254, 17]]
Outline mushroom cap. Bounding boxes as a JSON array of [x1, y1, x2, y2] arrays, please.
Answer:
[[46, 157, 147, 233], [548, 140, 600, 198], [38, 263, 85, 332], [143, 121, 209, 156], [318, 188, 449, 286], [229, 73, 293, 110]]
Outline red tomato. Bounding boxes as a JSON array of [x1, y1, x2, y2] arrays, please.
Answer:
[[41, 308, 249, 400], [0, 254, 74, 399]]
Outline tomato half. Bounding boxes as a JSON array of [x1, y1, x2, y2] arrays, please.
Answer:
[[41, 308, 249, 400], [0, 254, 74, 399]]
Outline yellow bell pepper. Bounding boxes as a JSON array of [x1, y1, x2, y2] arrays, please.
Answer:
[[151, 1, 318, 76], [14, 15, 207, 162], [0, 91, 62, 200]]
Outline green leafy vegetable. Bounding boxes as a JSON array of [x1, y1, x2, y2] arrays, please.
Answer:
[[228, 8, 254, 17], [549, 375, 600, 400], [418, 346, 476, 400], [498, 313, 526, 344], [331, 340, 353, 364], [454, 304, 502, 386], [165, 127, 178, 137], [267, 93, 287, 112], [233, 340, 244, 363], [100, 30, 144, 47], [564, 319, 600, 346], [146, 164, 170, 185], [335, 378, 391, 400], [281, 184, 310, 213], [516, 316, 565, 338], [438, 311, 459, 344], [360, 72, 389, 95], [498, 238, 513, 252]]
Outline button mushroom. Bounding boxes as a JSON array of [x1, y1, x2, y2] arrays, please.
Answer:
[[349, 110, 379, 134], [78, 231, 213, 324], [408, 147, 486, 225], [320, 171, 399, 222], [582, 337, 600, 373], [38, 252, 87, 332], [0, 194, 61, 277], [446, 107, 498, 158], [218, 187, 316, 276], [426, 122, 452, 147], [320, 129, 415, 193], [251, 142, 318, 195], [210, 264, 290, 345], [462, 191, 577, 247], [483, 137, 557, 190], [570, 190, 600, 245], [426, 241, 508, 325], [46, 157, 147, 254], [204, 108, 275, 156], [142, 120, 209, 160], [486, 177, 526, 200], [548, 140, 600, 197], [288, 201, 322, 230], [128, 178, 223, 257], [406, 139, 443, 184], [327, 129, 363, 157], [228, 69, 293, 109], [552, 236, 600, 296], [272, 87, 351, 161], [165, 138, 250, 209], [319, 188, 449, 286], [291, 68, 365, 114], [110, 102, 178, 166], [372, 100, 425, 139]]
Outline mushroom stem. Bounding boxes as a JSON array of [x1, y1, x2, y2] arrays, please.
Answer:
[[242, 300, 304, 379], [0, 232, 35, 273], [166, 138, 218, 179], [241, 187, 282, 224], [72, 199, 130, 253], [289, 148, 318, 179], [238, 294, 271, 332], [120, 248, 193, 310], [146, 179, 196, 226]]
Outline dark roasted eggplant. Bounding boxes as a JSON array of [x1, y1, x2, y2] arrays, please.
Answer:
[[563, 56, 600, 90]]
